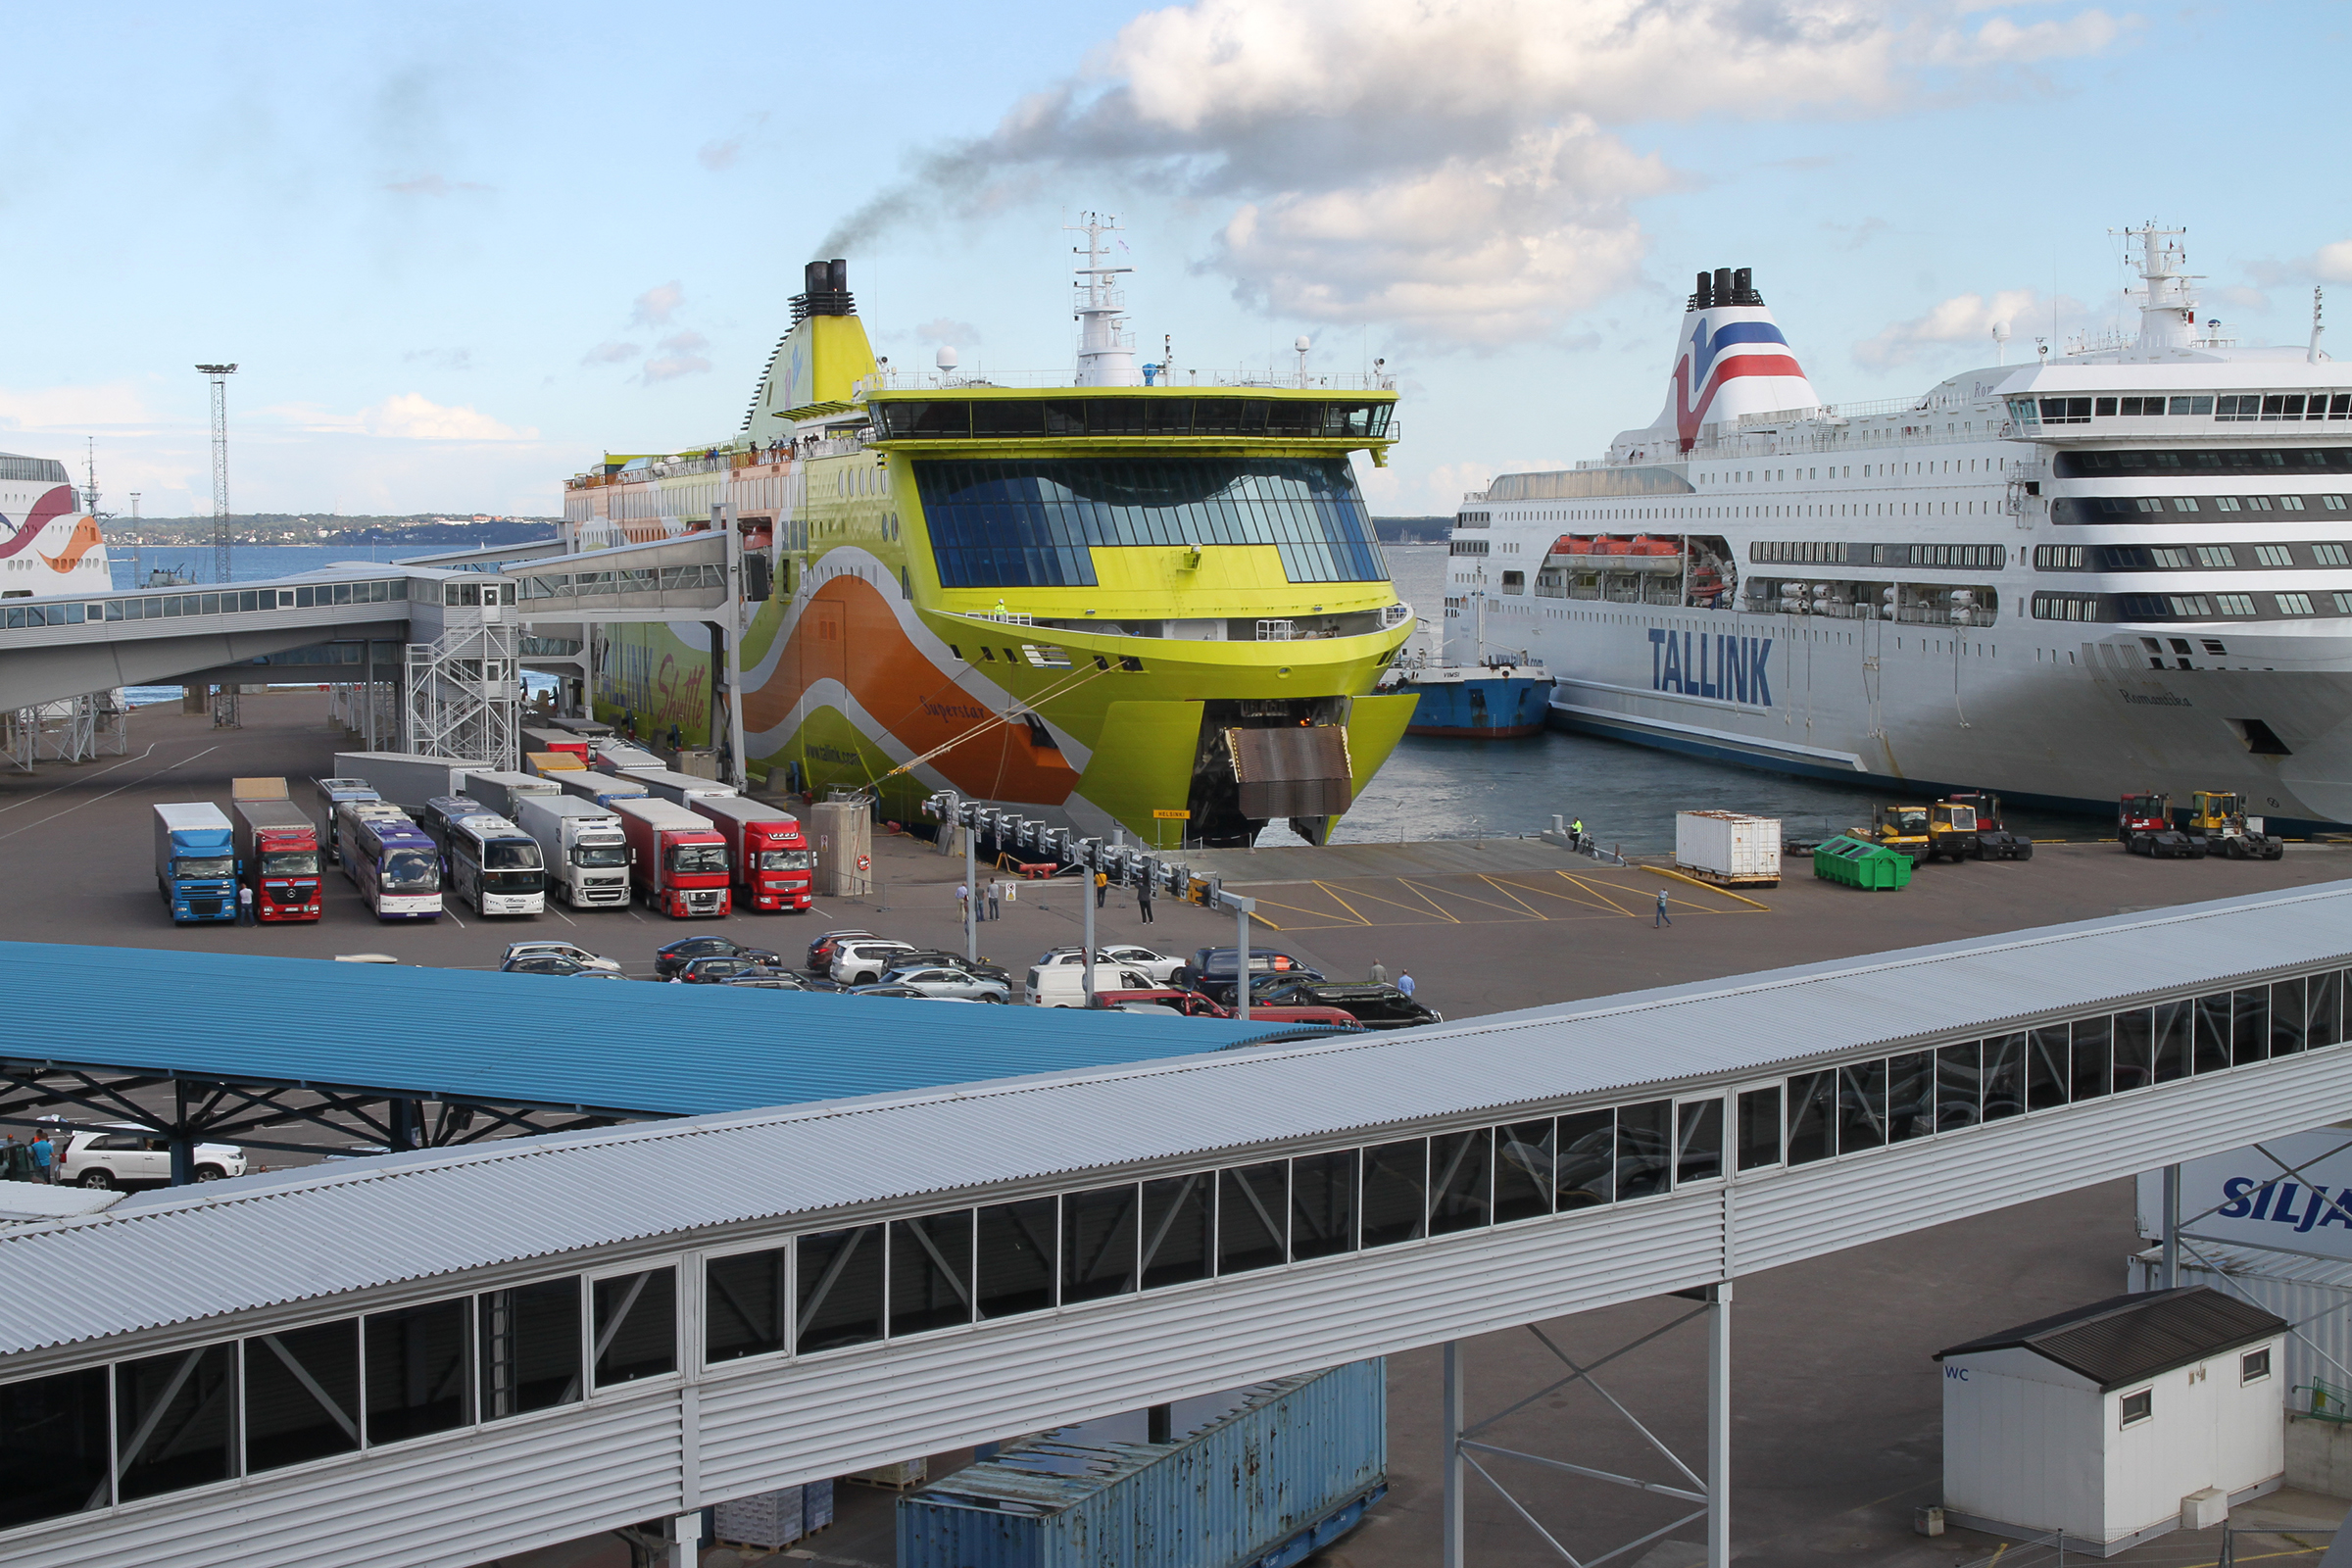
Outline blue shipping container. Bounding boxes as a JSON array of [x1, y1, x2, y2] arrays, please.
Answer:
[[898, 1359, 1386, 1568]]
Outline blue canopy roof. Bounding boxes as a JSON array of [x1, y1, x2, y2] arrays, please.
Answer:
[[9, 942, 1318, 1116]]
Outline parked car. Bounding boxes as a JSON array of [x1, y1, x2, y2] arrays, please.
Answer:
[[502, 953, 608, 977], [1247, 1004, 1366, 1031], [807, 927, 877, 973], [568, 968, 634, 980], [721, 966, 845, 993], [830, 938, 919, 986], [502, 940, 620, 972], [1185, 948, 1325, 1006], [1088, 987, 1231, 1018], [1036, 945, 1186, 986], [886, 949, 1013, 985], [60, 1124, 248, 1188], [879, 963, 1011, 1003], [1252, 979, 1443, 1029], [850, 983, 979, 1002], [673, 955, 768, 984], [655, 935, 781, 978], [1026, 963, 1153, 1006]]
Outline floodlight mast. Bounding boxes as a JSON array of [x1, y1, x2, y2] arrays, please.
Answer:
[[196, 364, 239, 728]]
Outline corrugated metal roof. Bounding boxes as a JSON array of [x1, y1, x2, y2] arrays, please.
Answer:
[[0, 942, 1313, 1115], [1936, 1287, 2287, 1390], [3, 881, 2350, 1360]]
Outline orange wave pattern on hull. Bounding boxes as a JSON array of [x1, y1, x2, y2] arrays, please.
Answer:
[[746, 576, 1081, 805], [39, 516, 104, 573]]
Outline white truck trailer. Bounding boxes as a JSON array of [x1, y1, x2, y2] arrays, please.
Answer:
[[516, 794, 632, 909]]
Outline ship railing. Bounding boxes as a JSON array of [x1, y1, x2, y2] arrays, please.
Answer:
[[1380, 603, 1414, 629], [956, 611, 1035, 626], [857, 368, 1399, 393]]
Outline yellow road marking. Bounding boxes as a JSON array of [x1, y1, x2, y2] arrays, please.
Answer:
[[1639, 863, 1773, 910], [1399, 877, 1541, 920]]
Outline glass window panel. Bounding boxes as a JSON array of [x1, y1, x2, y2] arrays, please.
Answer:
[[1291, 1151, 1360, 1258], [2113, 1009, 2155, 1092], [1361, 1139, 1428, 1246], [796, 1226, 885, 1353], [2315, 971, 2344, 1049], [1787, 1070, 1838, 1162], [1675, 1099, 1725, 1182], [1984, 1034, 2027, 1120], [1430, 1130, 1494, 1234], [1736, 1087, 1784, 1169], [1839, 1061, 1889, 1151], [1218, 1162, 1288, 1274], [117, 1344, 236, 1501], [2070, 1016, 2114, 1101], [1136, 1177, 1211, 1292], [364, 1299, 470, 1444], [1061, 1186, 1139, 1303], [245, 1320, 362, 1473], [592, 1268, 676, 1385], [479, 1279, 580, 1419], [706, 1249, 790, 1364], [2193, 993, 2233, 1072], [976, 1199, 1058, 1315], [2232, 988, 2271, 1065], [889, 1212, 975, 1335], [2025, 1027, 2071, 1111], [2155, 1000, 2193, 1081], [1617, 1100, 1672, 1200], [1494, 1120, 1552, 1222], [0, 1366, 109, 1529], [2273, 978, 2308, 1057], [1886, 1052, 1935, 1141], [1935, 1043, 1983, 1131], [1555, 1110, 1615, 1208]]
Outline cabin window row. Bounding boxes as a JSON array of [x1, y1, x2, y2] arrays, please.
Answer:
[[70, 580, 412, 626], [2014, 396, 2352, 425], [0, 1269, 676, 1534], [1748, 542, 2005, 569], [2037, 542, 2346, 570], [2056, 449, 2352, 478], [2054, 495, 2347, 524]]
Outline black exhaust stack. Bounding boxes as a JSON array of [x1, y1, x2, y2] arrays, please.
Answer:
[[791, 258, 857, 324]]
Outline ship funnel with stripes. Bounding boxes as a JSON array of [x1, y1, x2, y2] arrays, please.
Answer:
[[1623, 266, 1821, 458]]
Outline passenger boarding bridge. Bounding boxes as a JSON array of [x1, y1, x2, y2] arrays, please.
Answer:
[[0, 531, 734, 767], [2, 884, 2348, 1568]]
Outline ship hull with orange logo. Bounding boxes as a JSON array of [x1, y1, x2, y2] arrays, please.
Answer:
[[0, 458, 111, 594]]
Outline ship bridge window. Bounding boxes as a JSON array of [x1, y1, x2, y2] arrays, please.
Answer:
[[2039, 398, 2092, 424], [2055, 448, 2351, 479], [911, 457, 1387, 588]]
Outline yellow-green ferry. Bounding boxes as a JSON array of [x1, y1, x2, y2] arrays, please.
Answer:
[[562, 224, 1415, 846]]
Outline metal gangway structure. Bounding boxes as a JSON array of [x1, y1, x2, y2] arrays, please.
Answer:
[[2, 884, 2349, 1568], [0, 531, 731, 772]]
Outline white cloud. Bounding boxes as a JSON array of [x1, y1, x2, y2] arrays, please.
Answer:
[[1852, 287, 2049, 369], [0, 380, 160, 433], [360, 394, 536, 442], [383, 173, 491, 196], [582, 340, 642, 366], [632, 282, 685, 328], [642, 331, 712, 383], [2310, 241, 2352, 284], [822, 0, 2130, 344], [915, 317, 982, 345]]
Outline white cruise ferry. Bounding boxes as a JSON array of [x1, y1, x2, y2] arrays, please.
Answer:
[[1448, 226, 2352, 828], [0, 450, 109, 595]]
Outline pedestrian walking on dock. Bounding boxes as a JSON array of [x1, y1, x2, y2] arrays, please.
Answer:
[[29, 1131, 53, 1184], [1397, 971, 1416, 1000], [1570, 817, 1585, 852], [1654, 889, 1673, 927], [1137, 876, 1154, 923], [987, 879, 1003, 920], [237, 884, 255, 925], [1368, 960, 1389, 985], [1095, 870, 1108, 908], [956, 883, 970, 922]]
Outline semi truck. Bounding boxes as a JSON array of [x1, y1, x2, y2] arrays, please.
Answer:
[[230, 783, 324, 922], [332, 752, 468, 813], [593, 741, 667, 775], [525, 751, 587, 778], [516, 795, 632, 909], [557, 770, 649, 808], [621, 766, 736, 808], [612, 796, 732, 917], [520, 725, 592, 764], [689, 796, 815, 912], [461, 769, 561, 824], [153, 803, 239, 923]]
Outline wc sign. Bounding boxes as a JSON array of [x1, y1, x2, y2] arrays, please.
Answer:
[[2135, 1127, 2352, 1260]]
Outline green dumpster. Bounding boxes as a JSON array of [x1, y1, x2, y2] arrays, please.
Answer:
[[1813, 833, 1914, 890]]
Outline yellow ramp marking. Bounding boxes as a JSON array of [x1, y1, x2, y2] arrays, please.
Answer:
[[1398, 878, 1542, 920], [1312, 881, 1380, 926], [1474, 875, 1549, 919], [1554, 872, 1644, 917], [1241, 887, 1368, 927], [1338, 880, 1463, 924]]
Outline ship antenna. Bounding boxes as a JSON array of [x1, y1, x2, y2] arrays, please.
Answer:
[[2312, 286, 2328, 365], [83, 436, 99, 515]]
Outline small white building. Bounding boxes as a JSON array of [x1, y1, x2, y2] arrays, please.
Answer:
[[1936, 1287, 2288, 1556]]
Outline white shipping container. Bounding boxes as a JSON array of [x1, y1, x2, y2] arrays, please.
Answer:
[[1674, 810, 1782, 879], [711, 1486, 803, 1549]]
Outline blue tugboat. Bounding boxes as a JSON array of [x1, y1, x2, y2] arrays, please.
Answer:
[[1382, 657, 1554, 738]]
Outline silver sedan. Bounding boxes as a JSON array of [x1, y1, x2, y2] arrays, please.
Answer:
[[878, 964, 1011, 1003]]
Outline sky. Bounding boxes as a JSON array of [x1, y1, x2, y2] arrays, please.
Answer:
[[6, 1, 2350, 521]]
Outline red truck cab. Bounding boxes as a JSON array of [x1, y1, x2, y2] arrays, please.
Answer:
[[230, 786, 323, 923], [689, 796, 814, 912], [612, 797, 733, 917]]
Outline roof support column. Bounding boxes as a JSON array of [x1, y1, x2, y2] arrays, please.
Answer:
[[664, 1509, 700, 1568], [167, 1080, 194, 1187], [1443, 1338, 1465, 1568], [2161, 1163, 2180, 1290], [1707, 1281, 1732, 1568], [390, 1100, 419, 1153]]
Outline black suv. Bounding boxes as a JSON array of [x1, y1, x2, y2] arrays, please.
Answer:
[[1252, 979, 1441, 1029], [656, 935, 781, 979]]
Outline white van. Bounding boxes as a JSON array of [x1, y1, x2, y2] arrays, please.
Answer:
[[1025, 963, 1151, 1006]]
